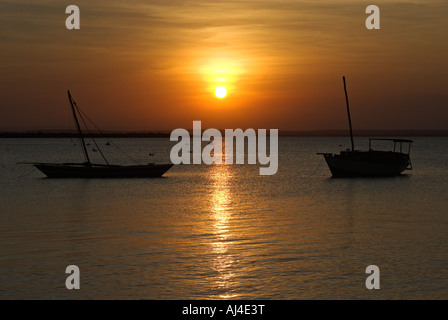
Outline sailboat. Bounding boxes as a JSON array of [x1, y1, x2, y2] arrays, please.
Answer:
[[317, 77, 413, 177], [31, 91, 173, 178]]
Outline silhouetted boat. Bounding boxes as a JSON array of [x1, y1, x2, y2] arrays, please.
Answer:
[[33, 162, 174, 178], [31, 91, 173, 178], [318, 77, 413, 177]]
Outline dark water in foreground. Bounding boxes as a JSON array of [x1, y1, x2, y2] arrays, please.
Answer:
[[1, 137, 447, 299]]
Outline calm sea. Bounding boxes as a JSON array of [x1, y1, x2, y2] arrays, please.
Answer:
[[1, 137, 447, 299]]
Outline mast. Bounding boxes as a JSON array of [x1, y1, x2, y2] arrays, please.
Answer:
[[342, 76, 355, 151], [68, 90, 91, 165]]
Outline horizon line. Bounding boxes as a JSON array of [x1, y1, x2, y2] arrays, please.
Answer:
[[1, 129, 448, 138]]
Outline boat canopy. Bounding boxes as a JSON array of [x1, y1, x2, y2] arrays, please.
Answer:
[[369, 138, 413, 154]]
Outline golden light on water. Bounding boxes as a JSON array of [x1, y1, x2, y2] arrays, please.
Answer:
[[209, 164, 238, 299]]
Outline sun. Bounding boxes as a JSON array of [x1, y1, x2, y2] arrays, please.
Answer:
[[215, 86, 227, 99]]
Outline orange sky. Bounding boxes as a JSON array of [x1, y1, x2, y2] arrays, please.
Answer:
[[1, 0, 447, 131]]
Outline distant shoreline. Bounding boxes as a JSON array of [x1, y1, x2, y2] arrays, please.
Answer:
[[1, 130, 448, 138]]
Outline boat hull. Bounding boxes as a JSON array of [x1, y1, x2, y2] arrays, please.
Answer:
[[321, 151, 411, 177], [34, 163, 174, 178]]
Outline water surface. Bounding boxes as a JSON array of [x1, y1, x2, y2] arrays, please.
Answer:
[[1, 137, 447, 299]]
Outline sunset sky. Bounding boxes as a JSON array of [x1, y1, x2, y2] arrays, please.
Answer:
[[1, 0, 447, 131]]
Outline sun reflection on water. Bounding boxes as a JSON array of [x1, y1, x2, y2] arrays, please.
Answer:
[[209, 164, 239, 299]]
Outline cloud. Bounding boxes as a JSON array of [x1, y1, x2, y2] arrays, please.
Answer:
[[0, 0, 447, 130]]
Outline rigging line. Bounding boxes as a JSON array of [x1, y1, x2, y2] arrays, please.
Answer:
[[18, 167, 36, 178], [310, 157, 324, 176], [69, 98, 88, 163], [303, 157, 324, 176], [75, 104, 141, 165], [73, 100, 110, 165]]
